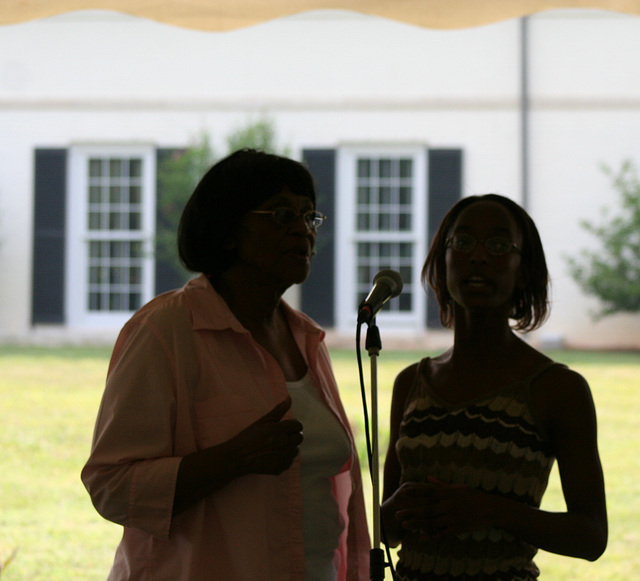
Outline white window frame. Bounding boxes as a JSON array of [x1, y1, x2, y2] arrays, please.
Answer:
[[335, 145, 427, 333], [66, 145, 156, 329]]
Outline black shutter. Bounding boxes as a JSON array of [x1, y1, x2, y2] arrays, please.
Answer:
[[155, 148, 189, 295], [426, 148, 463, 328], [300, 149, 336, 327], [32, 149, 67, 324]]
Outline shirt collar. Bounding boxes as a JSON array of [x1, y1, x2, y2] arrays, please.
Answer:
[[183, 273, 325, 343], [183, 274, 245, 332]]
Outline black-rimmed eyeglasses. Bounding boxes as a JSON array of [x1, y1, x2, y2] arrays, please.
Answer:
[[446, 233, 521, 256], [251, 208, 327, 230]]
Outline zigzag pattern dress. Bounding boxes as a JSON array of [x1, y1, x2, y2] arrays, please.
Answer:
[[395, 358, 561, 581]]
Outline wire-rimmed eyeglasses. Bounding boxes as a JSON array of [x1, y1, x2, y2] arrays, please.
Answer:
[[446, 233, 521, 256], [251, 208, 327, 230]]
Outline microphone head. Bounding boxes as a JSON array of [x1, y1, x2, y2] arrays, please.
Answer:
[[357, 269, 404, 324], [372, 269, 403, 298]]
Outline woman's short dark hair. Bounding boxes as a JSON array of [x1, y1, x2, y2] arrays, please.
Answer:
[[178, 148, 316, 276], [422, 193, 550, 332]]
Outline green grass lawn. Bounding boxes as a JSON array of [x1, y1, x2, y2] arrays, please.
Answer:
[[0, 345, 638, 579]]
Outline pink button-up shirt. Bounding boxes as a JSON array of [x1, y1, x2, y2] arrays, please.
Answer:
[[81, 274, 370, 580]]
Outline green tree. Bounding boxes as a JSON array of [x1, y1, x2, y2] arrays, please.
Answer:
[[226, 117, 289, 156], [156, 132, 214, 280], [566, 160, 640, 318], [156, 118, 287, 282]]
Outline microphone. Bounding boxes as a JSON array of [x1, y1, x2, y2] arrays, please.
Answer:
[[357, 269, 403, 324]]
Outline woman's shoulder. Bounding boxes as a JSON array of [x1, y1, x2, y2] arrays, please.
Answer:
[[530, 357, 594, 434], [395, 361, 420, 385], [117, 287, 193, 347], [533, 360, 590, 398], [133, 287, 189, 322], [393, 355, 439, 397]]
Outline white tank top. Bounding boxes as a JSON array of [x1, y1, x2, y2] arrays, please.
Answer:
[[287, 371, 352, 581]]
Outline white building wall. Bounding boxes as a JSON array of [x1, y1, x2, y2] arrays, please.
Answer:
[[527, 11, 640, 348], [0, 9, 639, 347]]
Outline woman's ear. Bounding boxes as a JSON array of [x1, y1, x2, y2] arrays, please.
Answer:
[[516, 264, 530, 290], [223, 227, 240, 250]]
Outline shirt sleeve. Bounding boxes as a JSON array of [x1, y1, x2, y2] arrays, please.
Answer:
[[81, 319, 183, 539]]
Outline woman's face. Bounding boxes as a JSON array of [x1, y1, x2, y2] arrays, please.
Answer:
[[444, 200, 525, 317], [230, 187, 318, 290]]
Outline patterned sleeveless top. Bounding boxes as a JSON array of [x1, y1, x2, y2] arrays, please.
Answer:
[[395, 358, 561, 581]]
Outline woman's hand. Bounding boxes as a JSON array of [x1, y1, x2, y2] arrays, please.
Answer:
[[231, 397, 304, 476], [173, 397, 303, 515], [391, 478, 499, 538], [413, 477, 499, 536], [383, 481, 439, 536]]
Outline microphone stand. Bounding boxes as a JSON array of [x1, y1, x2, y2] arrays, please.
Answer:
[[365, 319, 386, 581]]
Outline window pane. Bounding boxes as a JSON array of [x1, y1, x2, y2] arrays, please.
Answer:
[[357, 159, 370, 178], [356, 263, 366, 281], [357, 186, 370, 205], [109, 293, 123, 311], [399, 213, 412, 230], [129, 213, 141, 231], [89, 267, 100, 285], [357, 214, 369, 230], [109, 185, 122, 204], [129, 293, 141, 311], [399, 159, 412, 178], [89, 292, 101, 311], [399, 293, 412, 311], [89, 241, 101, 258], [129, 267, 142, 285], [399, 265, 412, 283], [89, 185, 101, 204], [109, 159, 122, 178], [131, 241, 143, 258], [89, 159, 103, 178], [378, 214, 391, 230], [88, 213, 103, 230], [110, 241, 125, 258], [110, 267, 124, 285], [129, 158, 142, 178], [129, 185, 141, 204], [109, 212, 123, 230], [399, 186, 412, 205]]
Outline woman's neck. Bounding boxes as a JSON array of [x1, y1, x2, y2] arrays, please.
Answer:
[[450, 307, 522, 361], [212, 270, 285, 333]]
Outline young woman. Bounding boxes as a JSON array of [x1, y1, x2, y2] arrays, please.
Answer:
[[381, 194, 607, 580]]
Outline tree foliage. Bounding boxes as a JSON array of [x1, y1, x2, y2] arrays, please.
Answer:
[[156, 131, 214, 277], [156, 119, 286, 281], [225, 118, 289, 156], [566, 160, 640, 318]]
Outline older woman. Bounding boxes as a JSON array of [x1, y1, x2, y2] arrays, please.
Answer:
[[82, 149, 370, 580]]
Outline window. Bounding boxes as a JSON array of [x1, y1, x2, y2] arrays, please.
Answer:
[[336, 147, 427, 332], [67, 146, 156, 328]]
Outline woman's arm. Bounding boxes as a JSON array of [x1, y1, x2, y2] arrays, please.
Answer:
[[83, 320, 302, 536], [500, 366, 608, 560]]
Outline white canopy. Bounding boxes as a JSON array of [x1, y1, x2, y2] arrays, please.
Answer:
[[1, 0, 640, 30]]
